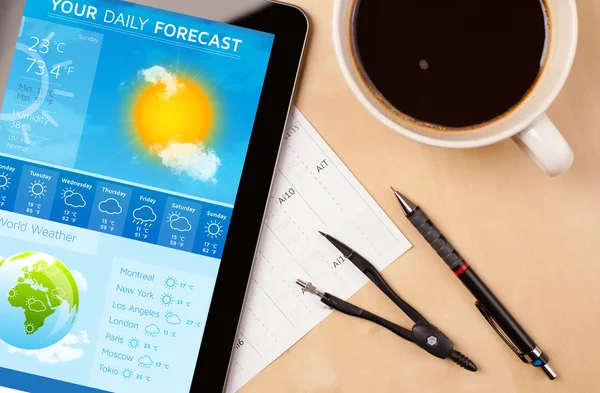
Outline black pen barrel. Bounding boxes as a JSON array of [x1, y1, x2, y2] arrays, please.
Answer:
[[458, 267, 536, 352], [394, 191, 555, 378], [408, 206, 536, 352]]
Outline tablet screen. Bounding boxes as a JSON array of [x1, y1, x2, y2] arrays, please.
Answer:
[[0, 0, 274, 392]]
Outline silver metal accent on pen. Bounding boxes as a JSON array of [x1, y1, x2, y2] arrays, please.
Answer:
[[541, 363, 558, 380], [390, 186, 416, 215]]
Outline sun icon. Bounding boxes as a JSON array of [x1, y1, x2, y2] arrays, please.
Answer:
[[26, 296, 36, 305], [0, 172, 11, 190], [7, 288, 16, 300], [28, 180, 47, 198], [167, 212, 179, 223], [133, 75, 214, 148], [61, 187, 75, 199], [160, 293, 173, 306], [128, 337, 140, 349], [164, 276, 178, 290], [122, 368, 133, 380], [24, 322, 36, 335], [205, 220, 223, 239]]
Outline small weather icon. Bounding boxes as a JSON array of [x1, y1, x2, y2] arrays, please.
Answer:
[[27, 299, 47, 313], [122, 368, 133, 380], [62, 188, 86, 208], [28, 181, 47, 198], [145, 323, 160, 337], [44, 265, 58, 277], [160, 293, 173, 306], [7, 288, 16, 300], [165, 311, 181, 325], [164, 276, 178, 289], [51, 287, 65, 299], [132, 206, 157, 225], [205, 220, 223, 238], [128, 337, 140, 349], [138, 355, 153, 368], [98, 198, 123, 215], [168, 212, 192, 232], [0, 173, 11, 190], [24, 322, 36, 335]]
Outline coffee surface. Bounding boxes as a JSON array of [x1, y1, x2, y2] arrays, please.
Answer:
[[353, 0, 547, 128]]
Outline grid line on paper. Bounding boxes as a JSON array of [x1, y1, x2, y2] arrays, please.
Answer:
[[276, 168, 327, 226], [251, 278, 297, 329], [256, 250, 312, 314], [286, 142, 346, 212], [276, 203, 347, 285], [263, 222, 294, 256], [239, 331, 261, 357], [352, 220, 383, 257], [262, 222, 318, 285], [246, 306, 277, 341], [293, 114, 399, 240]]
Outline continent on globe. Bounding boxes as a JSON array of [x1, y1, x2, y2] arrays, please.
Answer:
[[0, 252, 80, 350]]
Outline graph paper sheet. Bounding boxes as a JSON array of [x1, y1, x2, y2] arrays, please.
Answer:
[[226, 107, 411, 392]]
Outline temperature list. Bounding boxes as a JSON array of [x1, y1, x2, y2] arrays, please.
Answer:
[[89, 258, 216, 392], [0, 17, 103, 166]]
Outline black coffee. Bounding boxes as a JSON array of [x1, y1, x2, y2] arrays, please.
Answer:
[[353, 0, 548, 129]]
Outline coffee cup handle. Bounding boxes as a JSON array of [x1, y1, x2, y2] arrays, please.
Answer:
[[511, 114, 574, 176]]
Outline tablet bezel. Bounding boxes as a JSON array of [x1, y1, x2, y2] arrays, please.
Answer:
[[188, 3, 308, 391]]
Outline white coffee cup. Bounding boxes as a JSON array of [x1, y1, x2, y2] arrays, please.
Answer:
[[333, 0, 578, 176]]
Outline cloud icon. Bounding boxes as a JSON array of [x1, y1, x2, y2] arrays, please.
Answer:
[[169, 215, 192, 232], [51, 288, 65, 298], [133, 206, 157, 223], [144, 324, 160, 336], [156, 141, 220, 184], [28, 299, 47, 313], [137, 355, 153, 367], [44, 265, 58, 276], [64, 192, 86, 208], [165, 312, 181, 325], [98, 198, 123, 215], [140, 65, 183, 99]]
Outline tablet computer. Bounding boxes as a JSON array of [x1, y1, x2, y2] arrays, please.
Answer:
[[0, 0, 307, 391]]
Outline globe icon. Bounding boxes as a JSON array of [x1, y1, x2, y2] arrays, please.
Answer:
[[0, 252, 79, 350]]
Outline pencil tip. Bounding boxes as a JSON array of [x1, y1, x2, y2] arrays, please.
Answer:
[[391, 188, 417, 216], [318, 231, 327, 238], [390, 186, 397, 193]]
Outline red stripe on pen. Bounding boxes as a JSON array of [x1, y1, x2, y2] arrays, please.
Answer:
[[454, 263, 469, 276]]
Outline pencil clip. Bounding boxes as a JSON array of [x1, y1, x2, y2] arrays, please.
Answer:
[[474, 301, 525, 360]]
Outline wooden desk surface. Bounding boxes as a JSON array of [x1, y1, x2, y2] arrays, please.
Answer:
[[241, 1, 600, 392]]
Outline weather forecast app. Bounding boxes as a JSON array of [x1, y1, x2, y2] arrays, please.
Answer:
[[14, 164, 59, 219], [0, 17, 103, 167], [88, 181, 133, 236], [50, 172, 96, 228], [0, 156, 22, 212], [0, 0, 274, 392]]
